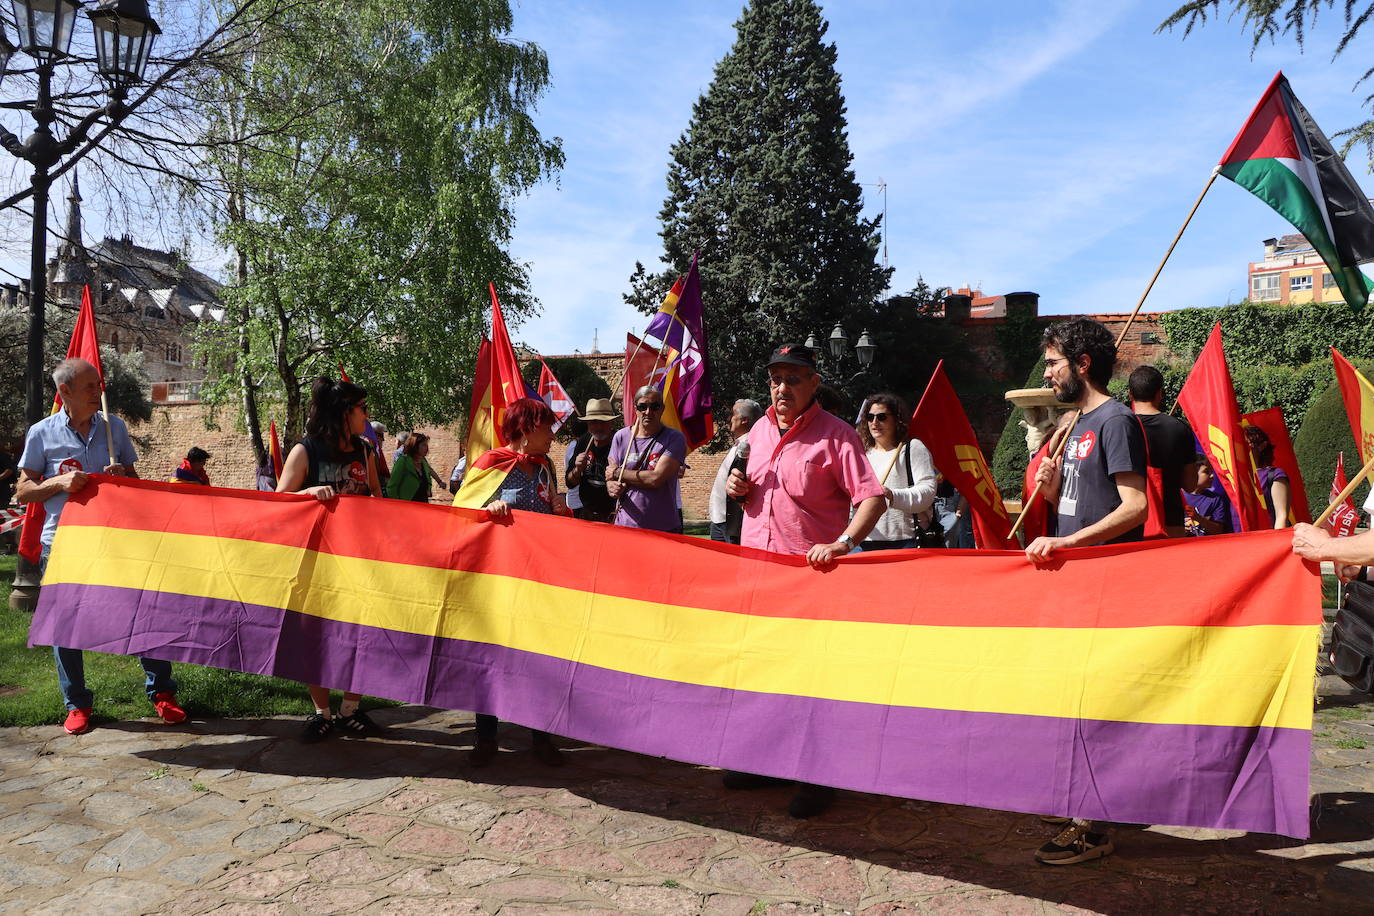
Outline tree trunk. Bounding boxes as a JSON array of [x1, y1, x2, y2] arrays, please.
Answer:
[[231, 191, 267, 467]]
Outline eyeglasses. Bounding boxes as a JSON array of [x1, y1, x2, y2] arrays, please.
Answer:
[[865, 413, 891, 423], [768, 373, 812, 387], [1043, 357, 1069, 368], [635, 402, 664, 412]]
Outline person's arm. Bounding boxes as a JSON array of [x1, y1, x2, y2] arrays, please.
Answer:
[[1269, 478, 1291, 530], [619, 453, 681, 490], [1184, 502, 1225, 535], [16, 467, 87, 502], [1027, 472, 1147, 561], [806, 495, 886, 569], [885, 441, 936, 513], [366, 451, 382, 497], [1293, 522, 1374, 569]]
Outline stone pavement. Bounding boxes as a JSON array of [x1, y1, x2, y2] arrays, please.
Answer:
[[0, 681, 1371, 916]]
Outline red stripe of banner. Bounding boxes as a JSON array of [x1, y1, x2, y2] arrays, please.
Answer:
[[57, 478, 1318, 630]]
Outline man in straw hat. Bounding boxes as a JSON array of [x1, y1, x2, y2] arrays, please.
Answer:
[[565, 398, 620, 523]]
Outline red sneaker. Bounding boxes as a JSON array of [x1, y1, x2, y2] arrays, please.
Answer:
[[63, 707, 93, 735], [153, 692, 187, 725]]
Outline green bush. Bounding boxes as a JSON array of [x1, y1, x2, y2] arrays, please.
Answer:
[[990, 360, 1047, 496], [1294, 361, 1374, 519]]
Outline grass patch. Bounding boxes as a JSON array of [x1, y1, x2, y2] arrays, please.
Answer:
[[0, 554, 396, 727], [1333, 736, 1369, 750], [1319, 707, 1369, 721]]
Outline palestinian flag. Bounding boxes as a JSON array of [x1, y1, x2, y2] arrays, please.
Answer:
[[1220, 72, 1374, 309]]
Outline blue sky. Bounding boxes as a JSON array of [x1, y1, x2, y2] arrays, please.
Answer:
[[501, 0, 1374, 355]]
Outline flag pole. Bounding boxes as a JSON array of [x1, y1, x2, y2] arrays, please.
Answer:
[[1011, 168, 1220, 538], [879, 445, 903, 485], [1008, 411, 1079, 540], [100, 391, 116, 468], [1112, 167, 1220, 346], [1315, 450, 1374, 528]]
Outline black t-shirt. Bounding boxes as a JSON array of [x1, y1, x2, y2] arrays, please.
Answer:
[[567, 435, 615, 517], [302, 435, 373, 496], [1057, 398, 1147, 544], [1138, 412, 1197, 527]]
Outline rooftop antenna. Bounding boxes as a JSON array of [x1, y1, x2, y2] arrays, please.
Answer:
[[864, 178, 889, 272], [592, 328, 600, 354]]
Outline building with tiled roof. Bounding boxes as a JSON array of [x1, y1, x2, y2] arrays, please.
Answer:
[[1248, 232, 1346, 305], [46, 175, 224, 400]]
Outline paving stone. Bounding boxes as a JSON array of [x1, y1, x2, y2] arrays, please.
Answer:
[[282, 830, 347, 853], [441, 857, 520, 887], [39, 774, 108, 799], [175, 821, 242, 848], [769, 855, 864, 906], [480, 808, 578, 853], [705, 856, 783, 894], [536, 841, 628, 875], [388, 824, 470, 857], [202, 904, 289, 915], [422, 798, 504, 832], [247, 805, 290, 825], [161, 852, 239, 884], [607, 883, 706, 915], [27, 876, 174, 916], [217, 867, 309, 899], [0, 773, 53, 793], [600, 811, 677, 845], [81, 791, 156, 825], [483, 875, 586, 900], [130, 775, 199, 801], [702, 894, 762, 916], [632, 835, 717, 873], [0, 853, 70, 890], [381, 787, 446, 813], [306, 846, 400, 884], [232, 821, 305, 851], [0, 810, 57, 838], [13, 822, 104, 853], [85, 827, 171, 873], [379, 898, 484, 915], [388, 865, 449, 895], [154, 793, 245, 828], [273, 777, 402, 816], [288, 883, 379, 914], [337, 812, 410, 839]]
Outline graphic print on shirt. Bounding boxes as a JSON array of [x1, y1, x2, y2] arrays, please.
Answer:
[[58, 458, 83, 475], [318, 453, 370, 496], [1059, 432, 1084, 517]]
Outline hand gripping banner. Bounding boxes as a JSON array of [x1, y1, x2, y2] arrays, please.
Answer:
[[32, 478, 1320, 837]]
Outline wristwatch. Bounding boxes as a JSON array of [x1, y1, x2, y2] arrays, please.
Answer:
[[837, 534, 855, 551]]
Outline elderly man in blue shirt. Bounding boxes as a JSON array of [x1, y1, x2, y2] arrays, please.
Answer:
[[17, 357, 187, 736]]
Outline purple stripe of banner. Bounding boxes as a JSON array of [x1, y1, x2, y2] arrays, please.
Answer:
[[31, 583, 1311, 836]]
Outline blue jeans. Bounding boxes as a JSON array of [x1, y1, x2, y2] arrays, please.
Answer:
[[41, 548, 176, 711]]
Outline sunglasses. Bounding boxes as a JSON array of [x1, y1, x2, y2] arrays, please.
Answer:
[[635, 402, 664, 412], [768, 373, 812, 387], [865, 413, 891, 423]]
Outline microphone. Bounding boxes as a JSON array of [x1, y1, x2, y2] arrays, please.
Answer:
[[729, 438, 750, 503]]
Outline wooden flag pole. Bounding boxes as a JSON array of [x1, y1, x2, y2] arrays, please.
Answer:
[[878, 445, 903, 486], [1011, 168, 1220, 538], [100, 390, 116, 468], [1314, 449, 1374, 528], [1007, 411, 1079, 540]]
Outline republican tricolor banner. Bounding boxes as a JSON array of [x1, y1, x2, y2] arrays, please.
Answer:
[[31, 478, 1319, 837]]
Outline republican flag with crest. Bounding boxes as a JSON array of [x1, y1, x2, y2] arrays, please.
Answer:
[[1325, 453, 1361, 538], [537, 359, 574, 433]]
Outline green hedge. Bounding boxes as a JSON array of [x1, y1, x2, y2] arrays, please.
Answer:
[[990, 360, 1048, 496]]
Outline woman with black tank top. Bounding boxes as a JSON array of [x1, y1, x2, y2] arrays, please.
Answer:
[[277, 377, 384, 743]]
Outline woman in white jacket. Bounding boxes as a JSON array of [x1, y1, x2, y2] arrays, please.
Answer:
[[855, 392, 937, 549]]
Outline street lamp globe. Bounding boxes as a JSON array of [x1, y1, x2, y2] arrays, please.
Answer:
[[827, 323, 848, 361], [88, 0, 160, 91], [804, 333, 819, 351], [854, 329, 876, 368], [9, 0, 82, 62]]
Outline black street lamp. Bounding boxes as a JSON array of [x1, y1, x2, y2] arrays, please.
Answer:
[[3, 0, 160, 425], [805, 323, 878, 404]]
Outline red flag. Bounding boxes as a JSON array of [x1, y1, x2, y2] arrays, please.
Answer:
[[21, 285, 106, 562], [269, 421, 284, 479], [1331, 347, 1374, 464], [337, 362, 350, 383], [1018, 439, 1052, 544], [909, 361, 1018, 549], [622, 333, 668, 427], [1241, 407, 1311, 524], [1325, 452, 1361, 537], [463, 285, 529, 458], [1177, 323, 1270, 532], [537, 359, 574, 433]]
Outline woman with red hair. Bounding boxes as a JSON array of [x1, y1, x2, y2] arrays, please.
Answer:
[[456, 397, 567, 767]]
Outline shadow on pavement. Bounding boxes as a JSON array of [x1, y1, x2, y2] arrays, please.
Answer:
[[123, 707, 1374, 915]]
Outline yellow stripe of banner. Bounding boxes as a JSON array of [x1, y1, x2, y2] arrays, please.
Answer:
[[47, 525, 1316, 730]]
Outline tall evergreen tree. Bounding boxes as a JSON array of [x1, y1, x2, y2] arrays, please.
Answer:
[[628, 0, 891, 418]]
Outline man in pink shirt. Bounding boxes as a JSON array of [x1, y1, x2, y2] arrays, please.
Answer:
[[723, 343, 886, 817]]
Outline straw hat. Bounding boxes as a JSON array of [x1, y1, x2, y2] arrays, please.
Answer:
[[579, 398, 617, 421]]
